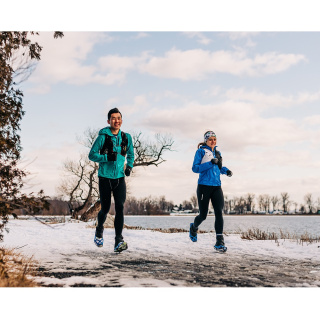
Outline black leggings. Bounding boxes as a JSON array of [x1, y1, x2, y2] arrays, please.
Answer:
[[96, 177, 126, 238], [193, 185, 224, 234]]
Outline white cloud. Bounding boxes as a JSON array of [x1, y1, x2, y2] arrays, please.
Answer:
[[27, 34, 307, 88], [222, 88, 320, 109], [139, 49, 306, 80], [222, 32, 259, 47], [304, 115, 320, 126], [96, 54, 147, 85], [28, 32, 118, 87], [253, 52, 306, 75], [184, 32, 212, 45], [117, 95, 150, 116], [226, 32, 260, 41], [133, 32, 150, 39], [99, 55, 137, 71], [139, 100, 311, 152]]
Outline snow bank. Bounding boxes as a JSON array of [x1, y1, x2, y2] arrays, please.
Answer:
[[3, 219, 319, 264]]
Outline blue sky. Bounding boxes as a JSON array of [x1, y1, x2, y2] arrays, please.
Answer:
[[16, 31, 320, 207]]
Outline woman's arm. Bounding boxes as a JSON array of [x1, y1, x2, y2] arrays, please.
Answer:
[[192, 149, 214, 173]]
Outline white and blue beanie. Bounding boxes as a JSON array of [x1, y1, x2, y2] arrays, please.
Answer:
[[204, 131, 216, 143]]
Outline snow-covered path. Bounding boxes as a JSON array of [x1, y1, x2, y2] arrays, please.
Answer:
[[2, 219, 320, 287]]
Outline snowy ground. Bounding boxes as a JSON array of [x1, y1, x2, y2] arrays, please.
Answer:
[[2, 218, 320, 288]]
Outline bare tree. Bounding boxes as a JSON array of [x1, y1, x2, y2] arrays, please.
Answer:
[[317, 197, 320, 212], [158, 195, 173, 212], [263, 194, 271, 213], [58, 154, 99, 219], [57, 128, 99, 219], [234, 196, 246, 214], [245, 193, 255, 212], [58, 129, 174, 221], [280, 192, 290, 213], [304, 193, 314, 214], [258, 195, 265, 211], [271, 196, 279, 212], [190, 194, 198, 210], [292, 202, 298, 213], [132, 132, 174, 167], [182, 200, 192, 210], [227, 198, 236, 212]]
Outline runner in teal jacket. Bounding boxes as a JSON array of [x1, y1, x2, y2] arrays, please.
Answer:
[[88, 108, 134, 253]]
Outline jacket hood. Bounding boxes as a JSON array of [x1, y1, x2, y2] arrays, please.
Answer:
[[98, 127, 121, 136]]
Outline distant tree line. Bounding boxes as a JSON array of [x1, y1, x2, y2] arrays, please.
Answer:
[[12, 192, 320, 217], [13, 195, 175, 216], [123, 196, 174, 215], [223, 192, 320, 214]]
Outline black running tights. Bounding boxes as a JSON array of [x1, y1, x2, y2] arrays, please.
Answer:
[[96, 177, 126, 238], [193, 185, 224, 234]]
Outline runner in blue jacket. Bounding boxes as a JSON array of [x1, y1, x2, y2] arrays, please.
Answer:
[[189, 131, 233, 252]]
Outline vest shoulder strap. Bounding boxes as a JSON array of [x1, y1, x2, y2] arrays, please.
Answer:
[[120, 131, 128, 156], [100, 134, 113, 155]]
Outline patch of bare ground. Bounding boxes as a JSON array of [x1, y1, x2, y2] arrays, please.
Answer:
[[36, 250, 320, 288]]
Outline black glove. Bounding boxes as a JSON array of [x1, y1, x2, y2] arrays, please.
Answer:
[[211, 158, 218, 165], [125, 166, 132, 177], [211, 158, 222, 169], [227, 170, 233, 177]]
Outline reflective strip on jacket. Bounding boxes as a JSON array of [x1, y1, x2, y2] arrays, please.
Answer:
[[192, 145, 229, 186], [88, 127, 134, 179]]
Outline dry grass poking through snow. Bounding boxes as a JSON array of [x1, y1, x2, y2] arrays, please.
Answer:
[[0, 247, 38, 287], [124, 226, 207, 233], [241, 228, 320, 244]]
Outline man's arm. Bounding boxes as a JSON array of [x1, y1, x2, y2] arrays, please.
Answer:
[[88, 135, 108, 163], [126, 133, 135, 168]]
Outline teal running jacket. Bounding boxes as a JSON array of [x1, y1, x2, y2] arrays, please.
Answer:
[[88, 127, 134, 179]]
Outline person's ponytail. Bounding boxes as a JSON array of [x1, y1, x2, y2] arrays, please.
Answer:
[[197, 142, 206, 149]]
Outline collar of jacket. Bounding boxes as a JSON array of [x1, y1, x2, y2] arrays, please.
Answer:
[[201, 145, 218, 152], [99, 126, 122, 137]]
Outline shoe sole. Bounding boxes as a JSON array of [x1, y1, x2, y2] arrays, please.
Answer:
[[114, 242, 128, 253], [214, 246, 227, 253]]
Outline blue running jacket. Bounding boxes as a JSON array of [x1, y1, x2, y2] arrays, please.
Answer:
[[192, 145, 229, 186]]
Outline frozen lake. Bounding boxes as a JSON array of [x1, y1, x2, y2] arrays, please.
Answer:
[[124, 215, 320, 236]]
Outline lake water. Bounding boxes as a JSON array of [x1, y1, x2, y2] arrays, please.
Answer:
[[124, 215, 320, 236]]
